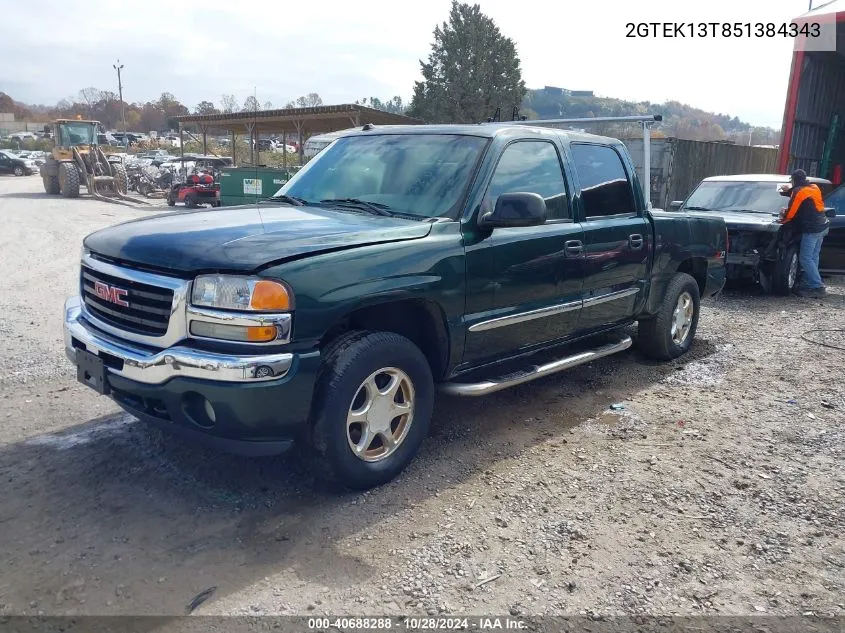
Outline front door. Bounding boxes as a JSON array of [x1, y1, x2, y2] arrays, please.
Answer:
[[569, 143, 650, 332], [463, 139, 585, 366]]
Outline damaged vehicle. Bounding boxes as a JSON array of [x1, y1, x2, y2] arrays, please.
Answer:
[[670, 174, 841, 293], [64, 124, 727, 489]]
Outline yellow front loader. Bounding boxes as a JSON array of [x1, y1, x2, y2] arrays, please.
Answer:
[[40, 119, 145, 205]]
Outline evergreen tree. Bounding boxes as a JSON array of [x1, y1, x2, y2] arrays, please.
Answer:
[[409, 1, 526, 123]]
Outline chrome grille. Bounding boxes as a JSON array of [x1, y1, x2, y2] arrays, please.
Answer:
[[81, 265, 174, 336]]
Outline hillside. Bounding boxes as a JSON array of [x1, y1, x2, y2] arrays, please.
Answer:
[[522, 87, 780, 145], [2, 87, 781, 146]]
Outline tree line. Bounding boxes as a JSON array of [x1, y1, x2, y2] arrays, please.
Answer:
[[1, 89, 407, 133], [2, 1, 777, 143]]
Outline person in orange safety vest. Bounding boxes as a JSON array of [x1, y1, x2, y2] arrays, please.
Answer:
[[779, 169, 830, 298]]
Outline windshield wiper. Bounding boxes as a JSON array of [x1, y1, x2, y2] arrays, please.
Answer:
[[320, 198, 393, 216], [684, 206, 713, 211], [270, 194, 309, 206]]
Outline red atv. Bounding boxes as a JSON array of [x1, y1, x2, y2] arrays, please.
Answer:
[[167, 172, 221, 208]]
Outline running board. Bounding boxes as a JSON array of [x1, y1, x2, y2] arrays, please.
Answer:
[[439, 334, 632, 397]]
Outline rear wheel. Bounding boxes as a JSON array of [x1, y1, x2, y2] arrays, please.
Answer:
[[59, 162, 80, 198], [307, 331, 434, 490], [183, 193, 196, 208], [638, 272, 700, 360], [770, 244, 799, 295]]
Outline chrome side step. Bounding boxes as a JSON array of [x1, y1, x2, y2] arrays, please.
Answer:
[[439, 334, 633, 397]]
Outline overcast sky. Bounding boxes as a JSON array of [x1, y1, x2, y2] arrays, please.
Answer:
[[0, 0, 818, 128]]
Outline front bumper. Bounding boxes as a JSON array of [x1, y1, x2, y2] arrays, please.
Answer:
[[64, 296, 320, 454], [65, 297, 293, 384]]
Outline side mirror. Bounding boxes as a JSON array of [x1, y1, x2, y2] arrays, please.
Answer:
[[668, 200, 683, 211], [479, 192, 547, 229]]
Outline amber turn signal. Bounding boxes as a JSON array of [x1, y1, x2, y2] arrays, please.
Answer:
[[246, 325, 278, 342], [250, 280, 292, 311]]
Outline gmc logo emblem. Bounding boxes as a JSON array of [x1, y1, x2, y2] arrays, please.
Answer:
[[94, 281, 129, 307]]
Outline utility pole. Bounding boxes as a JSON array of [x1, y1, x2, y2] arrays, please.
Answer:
[[113, 60, 126, 131]]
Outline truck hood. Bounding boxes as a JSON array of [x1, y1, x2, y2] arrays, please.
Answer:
[[83, 203, 433, 274], [684, 209, 781, 231]]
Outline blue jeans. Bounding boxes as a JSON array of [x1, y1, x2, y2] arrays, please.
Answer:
[[799, 228, 828, 289]]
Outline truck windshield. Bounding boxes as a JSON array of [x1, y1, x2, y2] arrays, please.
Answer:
[[59, 123, 96, 147], [683, 181, 788, 214], [274, 134, 489, 218]]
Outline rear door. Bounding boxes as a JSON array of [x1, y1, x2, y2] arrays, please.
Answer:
[[0, 153, 11, 174], [821, 185, 845, 272], [569, 143, 650, 332], [462, 138, 585, 365]]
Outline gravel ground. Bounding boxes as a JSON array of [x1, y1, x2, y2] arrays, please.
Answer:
[[0, 174, 842, 618]]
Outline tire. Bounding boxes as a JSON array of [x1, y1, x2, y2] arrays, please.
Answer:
[[42, 175, 60, 195], [638, 272, 701, 360], [59, 162, 80, 198], [111, 164, 128, 194], [183, 193, 196, 208], [13, 166, 25, 176], [307, 331, 434, 490], [758, 268, 773, 294], [770, 244, 799, 295]]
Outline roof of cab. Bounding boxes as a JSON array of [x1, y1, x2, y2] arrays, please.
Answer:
[[337, 123, 623, 145], [703, 173, 832, 184]]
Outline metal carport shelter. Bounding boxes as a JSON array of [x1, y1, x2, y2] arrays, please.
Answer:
[[778, 0, 845, 179], [175, 104, 421, 166]]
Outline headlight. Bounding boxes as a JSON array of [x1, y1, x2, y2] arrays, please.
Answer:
[[191, 275, 293, 311]]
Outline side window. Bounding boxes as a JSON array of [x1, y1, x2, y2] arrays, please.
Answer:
[[486, 141, 570, 220], [571, 144, 637, 218]]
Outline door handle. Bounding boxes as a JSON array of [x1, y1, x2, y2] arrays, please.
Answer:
[[628, 234, 644, 249], [564, 240, 583, 256]]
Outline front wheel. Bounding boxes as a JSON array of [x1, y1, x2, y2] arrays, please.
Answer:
[[13, 166, 24, 177], [43, 175, 60, 195], [638, 272, 701, 360], [111, 164, 128, 194], [769, 244, 799, 295], [307, 331, 434, 490]]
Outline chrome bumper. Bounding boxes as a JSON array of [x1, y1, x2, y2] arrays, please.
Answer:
[[64, 296, 294, 385]]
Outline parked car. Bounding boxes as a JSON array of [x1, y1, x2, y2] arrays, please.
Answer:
[[670, 174, 842, 292], [9, 132, 38, 142], [0, 150, 38, 176], [820, 183, 845, 273], [257, 139, 275, 152], [97, 133, 120, 146], [161, 135, 181, 148], [63, 124, 727, 490], [139, 150, 173, 162], [27, 151, 47, 166]]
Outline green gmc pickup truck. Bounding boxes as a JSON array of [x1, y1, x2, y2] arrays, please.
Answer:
[[64, 124, 727, 489]]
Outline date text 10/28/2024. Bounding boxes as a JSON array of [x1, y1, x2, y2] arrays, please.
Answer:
[[625, 22, 821, 38], [307, 617, 527, 630]]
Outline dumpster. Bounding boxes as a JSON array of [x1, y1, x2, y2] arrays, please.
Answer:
[[218, 166, 297, 206]]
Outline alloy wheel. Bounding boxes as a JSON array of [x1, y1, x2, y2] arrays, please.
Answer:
[[346, 367, 415, 462]]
